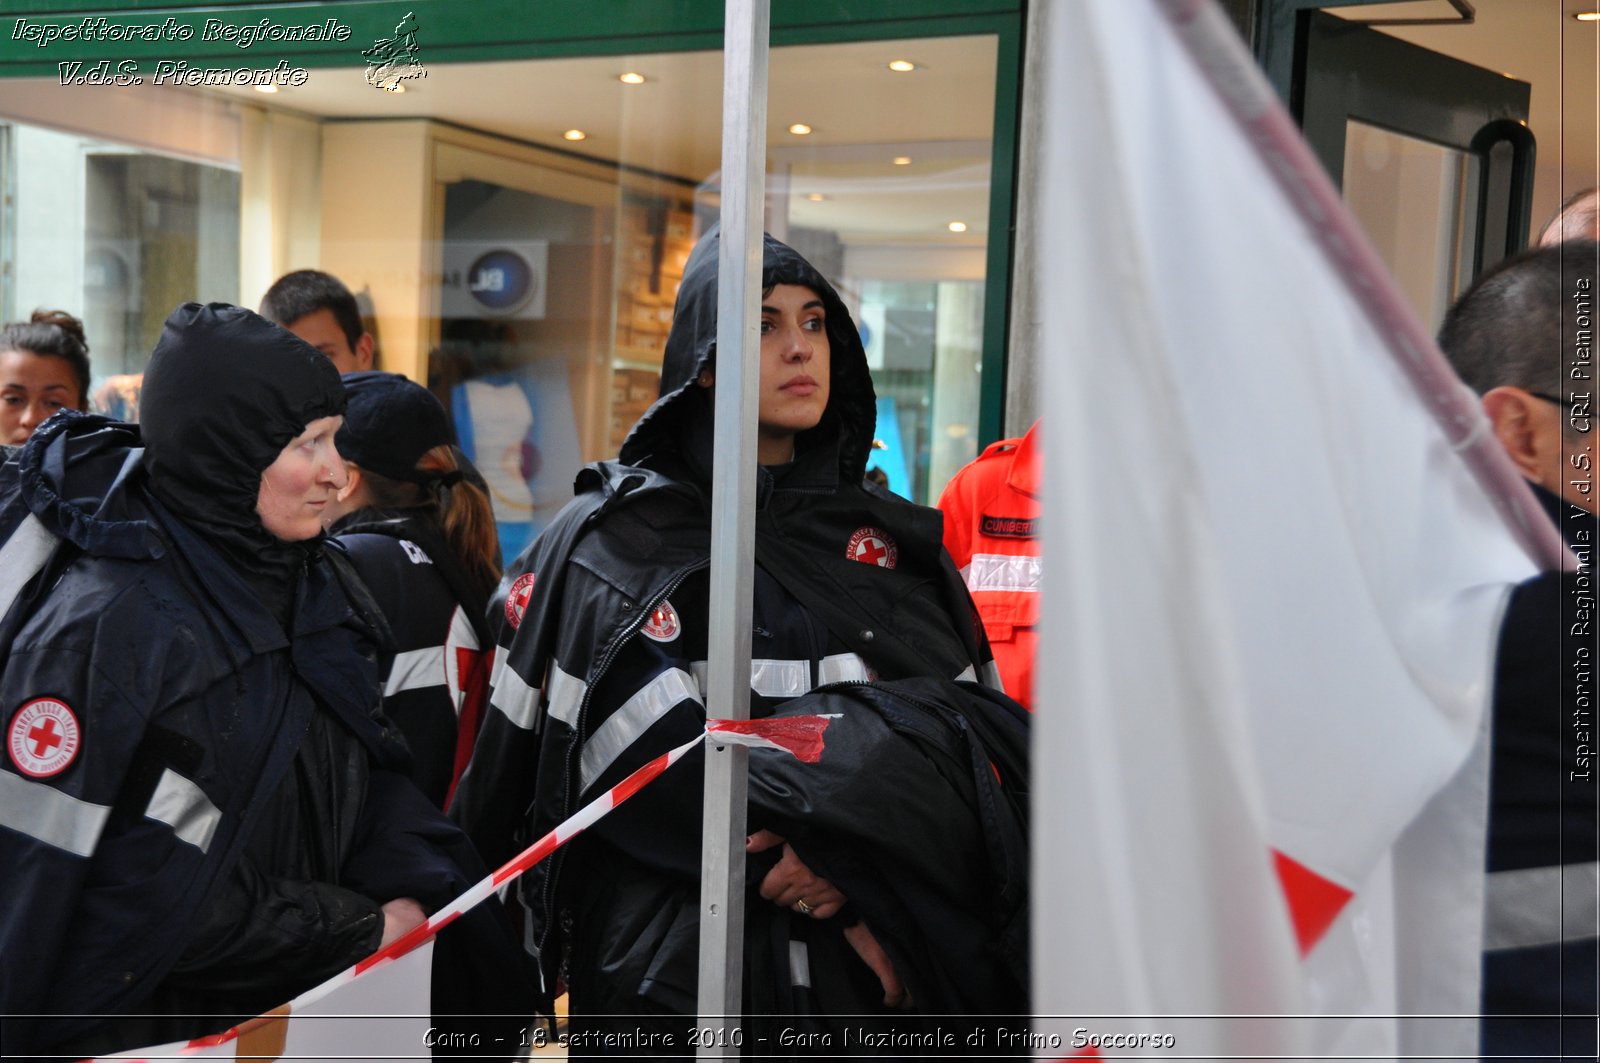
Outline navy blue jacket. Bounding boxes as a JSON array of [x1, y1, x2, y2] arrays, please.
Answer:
[[1480, 484, 1599, 1060], [0, 415, 525, 1056]]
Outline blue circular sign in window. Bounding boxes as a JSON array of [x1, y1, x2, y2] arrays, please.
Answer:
[[467, 249, 536, 313]]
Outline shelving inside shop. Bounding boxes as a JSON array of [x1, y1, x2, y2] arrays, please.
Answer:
[[610, 191, 695, 452]]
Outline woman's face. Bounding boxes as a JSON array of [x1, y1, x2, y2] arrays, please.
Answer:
[[256, 415, 348, 541], [1, 348, 83, 444], [756, 284, 831, 465]]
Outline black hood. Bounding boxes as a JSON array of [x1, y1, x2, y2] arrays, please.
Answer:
[[139, 302, 347, 617], [618, 228, 876, 485]]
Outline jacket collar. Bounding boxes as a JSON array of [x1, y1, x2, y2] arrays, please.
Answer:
[[1005, 420, 1043, 498]]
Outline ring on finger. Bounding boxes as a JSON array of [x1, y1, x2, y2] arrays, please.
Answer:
[[794, 898, 814, 915]]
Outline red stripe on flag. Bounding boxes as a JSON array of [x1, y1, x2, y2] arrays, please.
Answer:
[[706, 714, 833, 762], [1272, 849, 1354, 954]]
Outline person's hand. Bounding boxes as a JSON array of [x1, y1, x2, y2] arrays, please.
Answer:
[[379, 897, 427, 948], [747, 829, 846, 919], [843, 921, 912, 1010]]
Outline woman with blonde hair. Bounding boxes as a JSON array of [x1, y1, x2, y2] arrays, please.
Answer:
[[324, 371, 499, 806]]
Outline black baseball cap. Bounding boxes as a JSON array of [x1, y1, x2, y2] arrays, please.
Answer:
[[337, 371, 456, 483]]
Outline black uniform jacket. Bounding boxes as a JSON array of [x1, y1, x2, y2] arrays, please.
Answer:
[[0, 415, 531, 1057], [452, 229, 1028, 1040]]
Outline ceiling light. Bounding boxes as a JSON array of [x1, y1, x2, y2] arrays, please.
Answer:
[[1576, 11, 1600, 20], [887, 60, 916, 72], [788, 123, 813, 136], [563, 129, 587, 141], [383, 83, 407, 94], [892, 156, 912, 166], [806, 193, 827, 202], [619, 72, 646, 84], [947, 221, 968, 233], [253, 84, 279, 94]]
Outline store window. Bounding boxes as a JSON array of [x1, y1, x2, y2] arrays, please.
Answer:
[[1, 31, 1001, 562], [3, 118, 239, 419]]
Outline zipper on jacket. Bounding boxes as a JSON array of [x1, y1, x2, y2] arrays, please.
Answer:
[[537, 558, 709, 955]]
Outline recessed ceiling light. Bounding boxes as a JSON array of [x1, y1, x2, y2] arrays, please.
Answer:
[[254, 84, 279, 94], [383, 83, 407, 94], [806, 193, 827, 202], [788, 123, 813, 136], [1576, 11, 1600, 20], [563, 129, 587, 141], [619, 72, 646, 84], [892, 156, 912, 166], [887, 60, 916, 72], [947, 221, 968, 233]]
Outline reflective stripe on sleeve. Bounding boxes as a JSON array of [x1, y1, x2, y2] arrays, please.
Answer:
[[144, 768, 222, 853], [1484, 861, 1600, 951], [384, 645, 445, 697], [960, 553, 1042, 594], [817, 653, 870, 686], [0, 514, 58, 620], [580, 668, 701, 791], [546, 663, 587, 729], [488, 652, 542, 731], [0, 770, 110, 857]]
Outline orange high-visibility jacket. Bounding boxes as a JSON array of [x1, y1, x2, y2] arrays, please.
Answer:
[[937, 420, 1041, 711]]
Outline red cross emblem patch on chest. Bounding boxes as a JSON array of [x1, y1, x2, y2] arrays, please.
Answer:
[[8, 697, 81, 778], [847, 526, 898, 569], [505, 571, 537, 630], [641, 598, 682, 642]]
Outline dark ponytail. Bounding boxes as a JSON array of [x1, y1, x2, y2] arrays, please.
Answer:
[[356, 444, 500, 594]]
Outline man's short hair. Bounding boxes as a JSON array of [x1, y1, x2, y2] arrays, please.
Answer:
[[259, 270, 364, 350], [1537, 187, 1600, 248], [1438, 241, 1600, 395]]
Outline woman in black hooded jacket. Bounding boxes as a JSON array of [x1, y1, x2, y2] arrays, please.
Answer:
[[453, 231, 1029, 1055], [0, 304, 530, 1058]]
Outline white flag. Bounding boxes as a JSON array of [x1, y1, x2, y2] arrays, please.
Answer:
[[1031, 1, 1548, 1058]]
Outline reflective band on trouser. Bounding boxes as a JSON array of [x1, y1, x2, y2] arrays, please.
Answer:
[[384, 645, 445, 697], [0, 770, 110, 857], [144, 768, 223, 853], [487, 653, 543, 731], [960, 552, 1042, 594], [0, 513, 58, 618], [1484, 861, 1600, 950], [789, 940, 812, 989], [580, 668, 701, 791]]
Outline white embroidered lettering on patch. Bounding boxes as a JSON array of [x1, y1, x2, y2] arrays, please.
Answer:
[[8, 698, 81, 779]]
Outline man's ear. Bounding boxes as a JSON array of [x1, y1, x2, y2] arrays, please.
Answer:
[[1482, 386, 1556, 483], [355, 333, 375, 372], [336, 464, 363, 504]]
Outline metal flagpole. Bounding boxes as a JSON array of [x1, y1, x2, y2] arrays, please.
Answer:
[[696, 0, 768, 1055]]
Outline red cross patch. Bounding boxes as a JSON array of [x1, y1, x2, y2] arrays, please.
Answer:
[[8, 697, 81, 779], [846, 527, 898, 569], [641, 599, 681, 643], [505, 571, 537, 630]]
